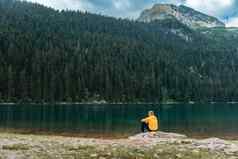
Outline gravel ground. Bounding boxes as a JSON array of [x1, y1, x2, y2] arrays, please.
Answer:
[[0, 132, 237, 159]]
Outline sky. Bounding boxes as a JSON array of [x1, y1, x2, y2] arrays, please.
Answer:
[[25, 0, 238, 27]]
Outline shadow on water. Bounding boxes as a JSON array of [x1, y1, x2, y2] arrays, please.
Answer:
[[0, 103, 238, 139]]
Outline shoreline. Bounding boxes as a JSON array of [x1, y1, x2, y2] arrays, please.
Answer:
[[0, 101, 238, 105], [1, 128, 238, 141], [0, 131, 237, 159]]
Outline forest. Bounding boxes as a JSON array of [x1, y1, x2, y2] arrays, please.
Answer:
[[0, 0, 238, 103]]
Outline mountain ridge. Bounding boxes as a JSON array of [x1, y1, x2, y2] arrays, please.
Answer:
[[138, 4, 225, 28]]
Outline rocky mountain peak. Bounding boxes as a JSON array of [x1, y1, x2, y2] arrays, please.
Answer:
[[138, 4, 225, 29]]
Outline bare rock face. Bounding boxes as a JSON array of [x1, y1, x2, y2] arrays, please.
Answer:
[[138, 4, 225, 29], [129, 131, 187, 140], [128, 132, 188, 147]]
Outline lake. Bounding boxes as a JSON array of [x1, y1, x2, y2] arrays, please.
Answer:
[[0, 103, 237, 139]]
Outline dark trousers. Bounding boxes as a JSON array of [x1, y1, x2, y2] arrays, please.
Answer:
[[141, 122, 151, 132]]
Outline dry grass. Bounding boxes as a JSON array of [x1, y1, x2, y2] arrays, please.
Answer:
[[2, 144, 30, 151]]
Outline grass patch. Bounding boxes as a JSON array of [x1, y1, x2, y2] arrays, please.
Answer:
[[2, 144, 30, 151], [66, 145, 96, 151]]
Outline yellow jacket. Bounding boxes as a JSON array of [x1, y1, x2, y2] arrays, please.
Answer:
[[142, 115, 158, 131]]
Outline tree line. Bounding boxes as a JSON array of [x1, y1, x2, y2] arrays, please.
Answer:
[[0, 0, 238, 103]]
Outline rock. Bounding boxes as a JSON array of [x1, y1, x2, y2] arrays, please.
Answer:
[[90, 154, 98, 158], [106, 152, 112, 156], [224, 143, 238, 155], [191, 149, 200, 156], [181, 139, 193, 144], [195, 138, 228, 151], [129, 131, 187, 140], [175, 153, 183, 158], [153, 153, 159, 158]]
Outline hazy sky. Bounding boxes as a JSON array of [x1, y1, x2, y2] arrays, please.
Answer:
[[26, 0, 238, 27]]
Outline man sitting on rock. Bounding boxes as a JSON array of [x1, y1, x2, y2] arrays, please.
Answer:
[[141, 111, 159, 133]]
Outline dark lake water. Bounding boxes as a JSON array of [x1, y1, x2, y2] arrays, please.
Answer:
[[0, 103, 237, 139]]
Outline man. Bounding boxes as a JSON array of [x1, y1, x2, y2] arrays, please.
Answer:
[[141, 111, 159, 133]]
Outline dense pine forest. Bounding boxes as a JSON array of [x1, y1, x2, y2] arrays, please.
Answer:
[[0, 0, 238, 103]]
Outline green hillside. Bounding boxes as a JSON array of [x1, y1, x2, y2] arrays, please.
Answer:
[[0, 0, 238, 103]]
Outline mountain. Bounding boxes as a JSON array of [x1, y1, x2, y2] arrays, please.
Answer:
[[138, 4, 225, 28], [0, 0, 238, 103]]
